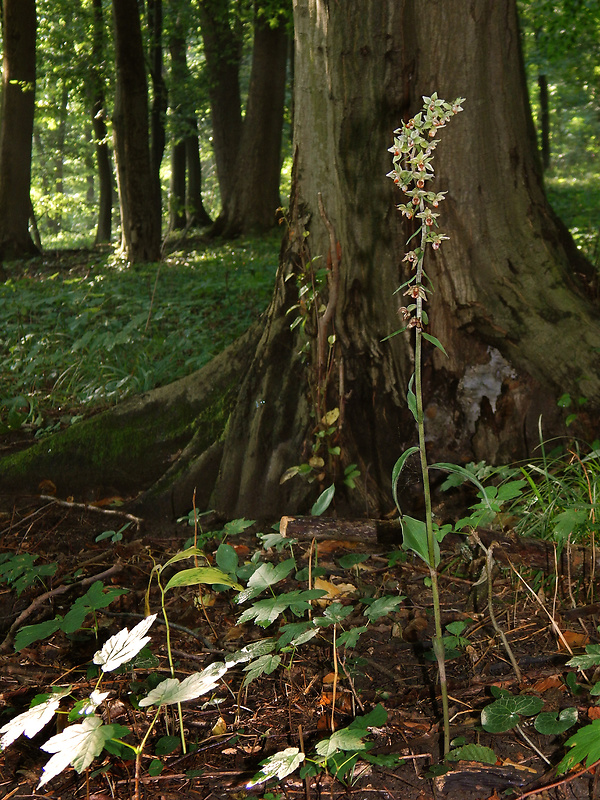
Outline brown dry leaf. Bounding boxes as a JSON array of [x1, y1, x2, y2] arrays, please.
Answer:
[[531, 674, 564, 693], [317, 539, 363, 556], [279, 515, 295, 536], [558, 630, 590, 650], [211, 716, 227, 735], [314, 577, 356, 606], [322, 672, 337, 684], [588, 705, 600, 720], [38, 479, 57, 495]]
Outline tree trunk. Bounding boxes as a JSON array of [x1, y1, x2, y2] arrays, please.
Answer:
[[198, 0, 243, 219], [168, 21, 212, 231], [169, 139, 187, 231], [185, 121, 212, 228], [90, 0, 113, 245], [147, 0, 167, 211], [112, 0, 161, 262], [219, 13, 288, 237], [198, 0, 600, 517], [3, 0, 599, 521], [0, 0, 39, 260]]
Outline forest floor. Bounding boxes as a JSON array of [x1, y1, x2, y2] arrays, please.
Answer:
[[0, 488, 598, 800]]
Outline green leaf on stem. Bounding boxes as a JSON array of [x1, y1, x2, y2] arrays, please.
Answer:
[[391, 446, 420, 515], [421, 332, 448, 357], [401, 515, 439, 567]]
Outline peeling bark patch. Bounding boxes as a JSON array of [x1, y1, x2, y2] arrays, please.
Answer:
[[457, 347, 515, 433]]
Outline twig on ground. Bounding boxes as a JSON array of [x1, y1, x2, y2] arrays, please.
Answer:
[[38, 494, 143, 527]]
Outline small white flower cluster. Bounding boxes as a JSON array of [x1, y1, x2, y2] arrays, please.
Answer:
[[387, 92, 463, 230], [387, 93, 464, 329]]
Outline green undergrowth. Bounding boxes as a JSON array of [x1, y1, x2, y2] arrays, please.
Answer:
[[0, 232, 280, 435], [547, 174, 600, 265]]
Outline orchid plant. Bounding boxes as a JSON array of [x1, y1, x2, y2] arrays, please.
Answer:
[[387, 92, 464, 755]]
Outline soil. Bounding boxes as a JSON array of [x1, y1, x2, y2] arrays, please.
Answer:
[[0, 489, 598, 800]]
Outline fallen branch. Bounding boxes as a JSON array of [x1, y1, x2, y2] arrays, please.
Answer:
[[39, 494, 143, 526]]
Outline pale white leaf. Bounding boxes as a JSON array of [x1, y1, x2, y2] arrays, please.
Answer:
[[247, 747, 304, 787], [0, 688, 71, 750], [93, 614, 157, 672], [39, 715, 115, 787], [139, 662, 228, 708]]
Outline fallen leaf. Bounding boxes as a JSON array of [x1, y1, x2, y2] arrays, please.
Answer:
[[211, 716, 227, 735], [531, 674, 564, 693], [588, 706, 600, 720], [559, 630, 590, 650], [314, 577, 356, 606]]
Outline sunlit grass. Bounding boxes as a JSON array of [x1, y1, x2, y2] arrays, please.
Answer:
[[0, 232, 281, 434]]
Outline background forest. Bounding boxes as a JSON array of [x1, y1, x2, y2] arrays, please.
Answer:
[[0, 0, 598, 434], [0, 0, 597, 431]]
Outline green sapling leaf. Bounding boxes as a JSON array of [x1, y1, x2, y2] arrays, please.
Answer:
[[534, 707, 577, 735], [566, 643, 600, 669], [421, 332, 448, 357], [401, 515, 439, 567], [236, 558, 297, 603], [363, 595, 406, 621], [164, 566, 242, 592], [311, 484, 335, 516], [557, 718, 600, 774], [446, 743, 497, 764], [391, 446, 420, 515]]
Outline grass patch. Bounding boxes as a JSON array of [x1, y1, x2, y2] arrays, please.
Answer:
[[0, 232, 280, 435], [546, 174, 600, 265]]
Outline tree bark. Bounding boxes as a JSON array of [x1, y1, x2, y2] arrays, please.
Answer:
[[0, 0, 39, 260], [201, 0, 600, 517], [538, 73, 550, 170], [3, 0, 599, 521], [112, 0, 161, 262]]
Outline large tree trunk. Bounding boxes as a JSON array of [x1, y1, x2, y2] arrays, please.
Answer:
[[199, 0, 600, 517], [112, 0, 161, 262], [219, 13, 288, 237], [0, 0, 39, 260], [2, 0, 599, 521]]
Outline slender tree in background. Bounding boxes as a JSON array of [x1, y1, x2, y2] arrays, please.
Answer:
[[147, 0, 167, 209], [197, 0, 243, 222], [112, 0, 161, 262], [3, 0, 600, 518], [168, 11, 212, 230], [218, 5, 289, 236], [90, 0, 113, 244], [0, 0, 39, 260]]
